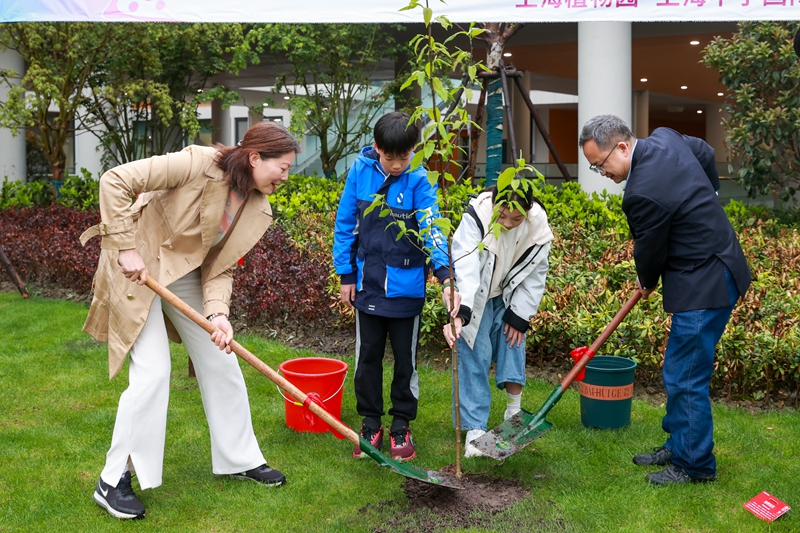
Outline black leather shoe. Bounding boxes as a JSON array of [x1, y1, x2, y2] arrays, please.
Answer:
[[646, 464, 717, 485], [633, 446, 673, 466]]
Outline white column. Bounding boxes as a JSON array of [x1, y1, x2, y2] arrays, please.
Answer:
[[211, 99, 223, 145], [578, 22, 631, 196], [220, 105, 233, 147], [74, 120, 105, 178], [248, 109, 264, 128], [0, 47, 26, 182], [633, 90, 650, 139], [211, 100, 234, 146]]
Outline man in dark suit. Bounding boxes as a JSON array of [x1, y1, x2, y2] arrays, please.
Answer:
[[794, 26, 800, 58], [579, 115, 751, 485]]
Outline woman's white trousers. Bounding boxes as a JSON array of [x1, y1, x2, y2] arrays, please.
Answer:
[[100, 270, 265, 489]]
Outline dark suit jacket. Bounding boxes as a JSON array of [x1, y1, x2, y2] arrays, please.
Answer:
[[623, 127, 751, 313], [794, 27, 800, 58]]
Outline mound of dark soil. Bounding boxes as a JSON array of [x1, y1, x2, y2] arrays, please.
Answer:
[[369, 467, 531, 533], [404, 472, 529, 514]]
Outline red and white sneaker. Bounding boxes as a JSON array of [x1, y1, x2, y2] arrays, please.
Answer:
[[353, 424, 384, 458], [389, 426, 416, 461]]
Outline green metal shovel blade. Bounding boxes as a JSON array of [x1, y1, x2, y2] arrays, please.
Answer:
[[471, 387, 563, 460], [470, 409, 553, 459], [358, 437, 464, 489]]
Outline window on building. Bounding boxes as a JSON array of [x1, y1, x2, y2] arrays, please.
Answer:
[[236, 116, 285, 144], [25, 113, 75, 181], [235, 117, 248, 145], [134, 121, 154, 160]]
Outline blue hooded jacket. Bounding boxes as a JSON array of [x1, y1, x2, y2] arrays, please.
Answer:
[[333, 146, 450, 318]]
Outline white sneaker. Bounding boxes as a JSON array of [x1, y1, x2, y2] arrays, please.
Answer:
[[504, 405, 521, 421], [464, 429, 486, 458]]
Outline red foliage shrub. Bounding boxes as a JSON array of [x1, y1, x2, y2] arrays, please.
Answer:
[[0, 205, 100, 292], [231, 224, 332, 324], [0, 205, 334, 325]]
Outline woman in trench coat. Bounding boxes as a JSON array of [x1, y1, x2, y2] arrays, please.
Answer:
[[80, 121, 300, 520]]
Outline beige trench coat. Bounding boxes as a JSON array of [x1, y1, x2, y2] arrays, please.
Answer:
[[80, 145, 273, 379]]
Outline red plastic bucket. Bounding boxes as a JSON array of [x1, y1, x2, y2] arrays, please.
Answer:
[[278, 357, 348, 434]]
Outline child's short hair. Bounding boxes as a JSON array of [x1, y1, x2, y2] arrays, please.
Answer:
[[489, 180, 546, 213], [374, 112, 419, 156]]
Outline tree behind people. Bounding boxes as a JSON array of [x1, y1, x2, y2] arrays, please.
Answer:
[[0, 23, 120, 183], [703, 21, 800, 207], [82, 23, 245, 168], [0, 23, 247, 182], [477, 23, 523, 187], [246, 24, 403, 178]]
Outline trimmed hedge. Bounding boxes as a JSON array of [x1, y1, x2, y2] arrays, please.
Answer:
[[0, 205, 336, 328], [2, 176, 799, 401], [230, 224, 332, 325], [0, 205, 100, 292], [273, 178, 800, 402]]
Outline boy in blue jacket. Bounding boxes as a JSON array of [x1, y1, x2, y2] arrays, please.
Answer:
[[333, 112, 456, 460]]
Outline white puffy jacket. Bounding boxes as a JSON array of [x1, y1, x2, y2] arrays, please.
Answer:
[[451, 191, 554, 349]]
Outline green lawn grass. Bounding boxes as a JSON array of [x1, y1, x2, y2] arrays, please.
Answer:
[[1, 292, 798, 532]]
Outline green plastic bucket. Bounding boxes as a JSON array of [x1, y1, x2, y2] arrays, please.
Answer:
[[579, 355, 637, 429]]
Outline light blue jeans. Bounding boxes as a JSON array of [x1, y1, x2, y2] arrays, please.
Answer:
[[453, 295, 527, 431]]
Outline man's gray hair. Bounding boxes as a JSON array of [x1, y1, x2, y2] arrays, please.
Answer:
[[579, 114, 634, 150]]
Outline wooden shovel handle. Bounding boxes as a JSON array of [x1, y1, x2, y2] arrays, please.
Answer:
[[559, 290, 643, 391], [144, 277, 360, 445]]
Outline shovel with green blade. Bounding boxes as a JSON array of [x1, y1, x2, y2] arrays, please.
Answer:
[[471, 289, 643, 460], [145, 277, 463, 489]]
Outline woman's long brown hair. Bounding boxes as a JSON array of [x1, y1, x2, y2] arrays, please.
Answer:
[[215, 121, 301, 195]]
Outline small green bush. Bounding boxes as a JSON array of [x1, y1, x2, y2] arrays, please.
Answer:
[[438, 181, 482, 228], [57, 169, 100, 211], [0, 169, 100, 211], [0, 177, 54, 209], [270, 174, 344, 219]]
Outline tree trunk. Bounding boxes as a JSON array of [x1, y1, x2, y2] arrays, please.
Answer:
[[480, 23, 523, 187], [0, 245, 30, 298], [484, 40, 505, 188], [51, 162, 65, 183], [320, 146, 336, 179]]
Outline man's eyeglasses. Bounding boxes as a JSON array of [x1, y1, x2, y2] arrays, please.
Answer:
[[589, 144, 617, 174]]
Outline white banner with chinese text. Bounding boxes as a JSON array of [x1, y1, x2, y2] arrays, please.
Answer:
[[1, 0, 797, 23]]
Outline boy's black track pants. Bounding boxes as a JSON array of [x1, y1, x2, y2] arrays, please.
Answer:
[[354, 310, 420, 432]]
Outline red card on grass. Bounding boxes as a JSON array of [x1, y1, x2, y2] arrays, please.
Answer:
[[743, 491, 790, 522]]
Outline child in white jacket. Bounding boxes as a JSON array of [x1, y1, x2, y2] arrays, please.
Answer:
[[443, 183, 553, 458]]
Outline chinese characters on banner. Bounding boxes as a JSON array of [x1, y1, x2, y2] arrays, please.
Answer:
[[515, 0, 796, 11], [0, 0, 798, 23]]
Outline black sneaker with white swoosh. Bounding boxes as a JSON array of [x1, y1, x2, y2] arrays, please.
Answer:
[[93, 471, 145, 519]]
